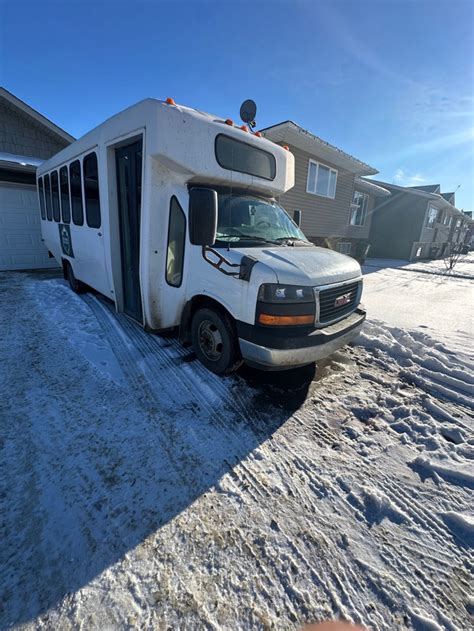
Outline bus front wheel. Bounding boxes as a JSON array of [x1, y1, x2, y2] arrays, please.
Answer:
[[191, 307, 242, 375]]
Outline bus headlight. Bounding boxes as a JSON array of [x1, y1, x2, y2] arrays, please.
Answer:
[[256, 284, 315, 326]]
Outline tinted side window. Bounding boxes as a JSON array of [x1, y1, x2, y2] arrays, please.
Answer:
[[59, 166, 71, 223], [38, 177, 46, 220], [166, 196, 186, 287], [51, 171, 60, 222], [69, 160, 84, 226], [83, 152, 101, 228], [215, 134, 276, 180], [44, 173, 52, 221]]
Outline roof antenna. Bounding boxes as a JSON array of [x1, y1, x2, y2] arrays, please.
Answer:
[[240, 99, 257, 131]]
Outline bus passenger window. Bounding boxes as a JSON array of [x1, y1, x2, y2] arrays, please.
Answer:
[[60, 166, 71, 223], [83, 152, 101, 228], [51, 171, 60, 222], [44, 173, 52, 221], [38, 177, 46, 220], [166, 197, 186, 287], [69, 160, 84, 226]]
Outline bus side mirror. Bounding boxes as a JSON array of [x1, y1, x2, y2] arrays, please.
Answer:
[[189, 188, 218, 246], [293, 209, 302, 227]]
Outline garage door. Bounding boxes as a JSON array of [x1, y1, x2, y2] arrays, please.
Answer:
[[0, 183, 58, 270]]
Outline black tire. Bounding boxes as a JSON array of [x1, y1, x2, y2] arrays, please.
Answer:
[[66, 262, 86, 294], [191, 307, 242, 375]]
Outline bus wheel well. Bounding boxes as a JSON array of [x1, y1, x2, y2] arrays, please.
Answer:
[[179, 295, 236, 345]]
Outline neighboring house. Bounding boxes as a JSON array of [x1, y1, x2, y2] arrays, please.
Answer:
[[260, 121, 390, 260], [462, 211, 474, 249], [0, 87, 74, 270], [368, 182, 470, 260]]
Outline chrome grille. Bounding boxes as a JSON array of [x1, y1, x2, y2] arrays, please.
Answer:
[[317, 280, 361, 324]]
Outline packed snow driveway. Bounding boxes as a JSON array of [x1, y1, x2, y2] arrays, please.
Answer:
[[0, 271, 472, 630]]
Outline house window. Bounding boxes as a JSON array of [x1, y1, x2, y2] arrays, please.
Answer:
[[426, 205, 437, 227], [350, 191, 369, 226], [455, 219, 461, 229], [307, 160, 337, 198], [415, 246, 423, 257], [337, 241, 352, 255], [443, 214, 452, 227]]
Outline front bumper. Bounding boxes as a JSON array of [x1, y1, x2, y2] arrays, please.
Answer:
[[238, 308, 366, 369]]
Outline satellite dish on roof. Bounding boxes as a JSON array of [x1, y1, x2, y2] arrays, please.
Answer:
[[240, 99, 257, 128]]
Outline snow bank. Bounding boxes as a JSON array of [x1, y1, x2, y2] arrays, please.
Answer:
[[410, 456, 474, 488], [440, 511, 474, 546], [409, 609, 443, 631]]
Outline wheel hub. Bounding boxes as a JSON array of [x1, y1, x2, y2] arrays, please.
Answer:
[[198, 320, 223, 361]]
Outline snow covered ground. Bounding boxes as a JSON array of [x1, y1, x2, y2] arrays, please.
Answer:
[[362, 260, 474, 356], [0, 268, 472, 630], [365, 254, 474, 279]]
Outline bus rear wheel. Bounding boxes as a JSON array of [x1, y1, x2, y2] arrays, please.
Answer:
[[65, 262, 86, 294], [191, 307, 242, 375]]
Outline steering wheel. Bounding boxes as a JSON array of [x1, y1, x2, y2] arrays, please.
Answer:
[[257, 220, 271, 227]]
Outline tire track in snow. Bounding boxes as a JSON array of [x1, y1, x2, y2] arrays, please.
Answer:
[[81, 292, 470, 629]]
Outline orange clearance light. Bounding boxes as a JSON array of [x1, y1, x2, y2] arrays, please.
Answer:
[[283, 144, 289, 150], [255, 131, 262, 137], [166, 97, 176, 105], [225, 118, 234, 126], [240, 125, 248, 132], [258, 314, 314, 326]]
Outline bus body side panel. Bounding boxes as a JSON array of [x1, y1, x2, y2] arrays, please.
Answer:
[[39, 152, 111, 298]]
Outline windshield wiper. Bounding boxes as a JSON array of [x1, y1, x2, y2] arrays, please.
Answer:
[[274, 237, 313, 246], [216, 234, 281, 245]]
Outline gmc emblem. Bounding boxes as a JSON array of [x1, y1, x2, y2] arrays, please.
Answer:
[[334, 292, 352, 307]]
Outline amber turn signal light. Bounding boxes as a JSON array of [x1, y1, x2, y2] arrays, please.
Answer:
[[258, 314, 314, 326]]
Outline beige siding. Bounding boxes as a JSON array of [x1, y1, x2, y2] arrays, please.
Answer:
[[276, 144, 356, 239], [0, 96, 69, 159]]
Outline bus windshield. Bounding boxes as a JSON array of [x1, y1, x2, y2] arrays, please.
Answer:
[[215, 194, 309, 247]]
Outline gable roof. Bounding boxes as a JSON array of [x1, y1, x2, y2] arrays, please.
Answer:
[[0, 87, 75, 143], [441, 192, 455, 204], [408, 184, 441, 194], [371, 179, 466, 218], [259, 120, 377, 176]]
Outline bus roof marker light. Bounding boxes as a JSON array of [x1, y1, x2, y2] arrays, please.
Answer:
[[240, 125, 248, 132], [225, 119, 234, 126], [283, 145, 289, 151], [255, 131, 262, 137], [166, 97, 176, 105]]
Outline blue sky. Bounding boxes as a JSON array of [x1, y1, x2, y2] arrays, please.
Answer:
[[1, 0, 473, 210]]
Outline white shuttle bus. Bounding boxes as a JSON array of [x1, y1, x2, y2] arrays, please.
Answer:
[[37, 98, 365, 374]]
